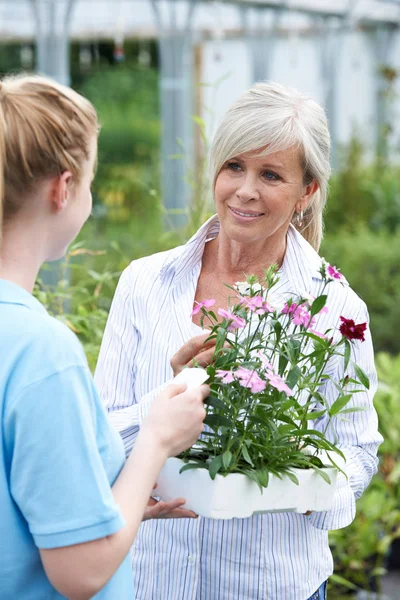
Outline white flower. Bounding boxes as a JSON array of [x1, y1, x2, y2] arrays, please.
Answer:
[[235, 281, 263, 296]]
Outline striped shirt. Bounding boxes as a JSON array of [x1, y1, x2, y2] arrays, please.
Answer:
[[95, 215, 382, 600]]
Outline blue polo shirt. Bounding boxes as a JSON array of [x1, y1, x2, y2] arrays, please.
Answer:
[[0, 279, 133, 599]]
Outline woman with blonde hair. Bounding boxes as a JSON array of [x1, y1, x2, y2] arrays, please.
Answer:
[[97, 81, 382, 600], [0, 73, 208, 600]]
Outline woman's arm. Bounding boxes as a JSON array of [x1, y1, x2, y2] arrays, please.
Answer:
[[308, 300, 383, 531], [94, 267, 150, 454], [95, 266, 216, 455], [39, 382, 208, 600]]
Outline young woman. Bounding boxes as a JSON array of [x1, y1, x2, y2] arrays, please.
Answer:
[[0, 73, 208, 600]]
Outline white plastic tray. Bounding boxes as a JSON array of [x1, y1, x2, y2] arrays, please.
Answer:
[[154, 457, 338, 519]]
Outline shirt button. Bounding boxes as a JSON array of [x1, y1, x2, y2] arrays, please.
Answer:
[[187, 555, 196, 564]]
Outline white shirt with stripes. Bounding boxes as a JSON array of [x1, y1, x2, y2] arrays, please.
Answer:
[[95, 215, 382, 600]]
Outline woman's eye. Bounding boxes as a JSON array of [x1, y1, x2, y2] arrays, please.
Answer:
[[227, 162, 242, 172], [263, 171, 280, 181]]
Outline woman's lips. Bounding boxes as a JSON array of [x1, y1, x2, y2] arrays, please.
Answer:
[[229, 206, 264, 221]]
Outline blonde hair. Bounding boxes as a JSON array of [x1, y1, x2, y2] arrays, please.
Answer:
[[210, 81, 331, 251], [0, 73, 98, 241]]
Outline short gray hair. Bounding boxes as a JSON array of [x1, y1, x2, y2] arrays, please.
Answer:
[[210, 81, 331, 251]]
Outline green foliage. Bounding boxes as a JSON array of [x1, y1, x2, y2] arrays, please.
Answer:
[[327, 136, 400, 234], [34, 243, 123, 371], [329, 352, 400, 596], [321, 227, 400, 354], [79, 64, 160, 167]]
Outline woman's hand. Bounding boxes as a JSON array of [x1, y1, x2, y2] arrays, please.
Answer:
[[171, 333, 217, 376], [143, 497, 197, 520]]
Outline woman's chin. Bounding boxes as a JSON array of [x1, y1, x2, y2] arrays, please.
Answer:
[[46, 246, 68, 262]]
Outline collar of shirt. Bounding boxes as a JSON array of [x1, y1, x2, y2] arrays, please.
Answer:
[[159, 214, 327, 293], [0, 279, 47, 314]]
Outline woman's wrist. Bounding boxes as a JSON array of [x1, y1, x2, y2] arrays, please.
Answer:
[[133, 422, 171, 465]]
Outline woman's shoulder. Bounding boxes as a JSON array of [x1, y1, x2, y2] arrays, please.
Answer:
[[11, 309, 88, 380], [118, 245, 185, 290]]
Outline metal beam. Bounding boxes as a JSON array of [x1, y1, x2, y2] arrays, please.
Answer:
[[218, 0, 400, 25], [151, 0, 198, 229]]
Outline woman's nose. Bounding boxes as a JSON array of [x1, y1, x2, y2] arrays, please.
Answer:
[[236, 175, 260, 202]]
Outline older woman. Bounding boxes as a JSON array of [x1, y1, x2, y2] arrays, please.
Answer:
[[95, 81, 382, 600]]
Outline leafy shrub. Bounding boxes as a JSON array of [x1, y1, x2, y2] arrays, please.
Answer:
[[36, 243, 123, 371], [78, 65, 160, 167], [327, 137, 400, 234], [321, 227, 400, 354], [329, 353, 400, 596]]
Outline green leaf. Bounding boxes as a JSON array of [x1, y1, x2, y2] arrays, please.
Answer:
[[278, 354, 289, 374], [241, 445, 254, 466], [286, 365, 301, 389], [222, 450, 233, 469], [302, 409, 327, 421], [255, 468, 270, 488], [329, 394, 353, 417], [209, 455, 224, 479], [179, 462, 208, 474], [310, 295, 327, 317], [204, 414, 233, 431], [310, 465, 331, 484], [343, 338, 351, 372], [328, 574, 357, 591], [205, 395, 229, 412], [353, 363, 370, 390], [339, 406, 366, 414], [285, 470, 299, 485]]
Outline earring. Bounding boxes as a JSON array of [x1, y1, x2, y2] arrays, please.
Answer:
[[296, 209, 304, 228]]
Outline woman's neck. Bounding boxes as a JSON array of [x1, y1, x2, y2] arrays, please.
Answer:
[[0, 223, 45, 293], [202, 231, 287, 282]]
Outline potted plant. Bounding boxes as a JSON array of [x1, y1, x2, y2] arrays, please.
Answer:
[[155, 263, 370, 519]]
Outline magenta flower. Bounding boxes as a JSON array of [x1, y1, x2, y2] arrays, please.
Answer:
[[191, 298, 215, 317], [215, 369, 236, 384], [218, 308, 246, 331], [327, 264, 344, 281], [265, 372, 293, 396]]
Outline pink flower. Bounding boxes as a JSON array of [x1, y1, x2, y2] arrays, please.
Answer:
[[265, 372, 293, 396], [283, 302, 316, 329], [257, 350, 274, 371], [235, 367, 267, 393], [215, 369, 236, 384], [309, 329, 328, 340], [239, 295, 275, 315], [191, 298, 215, 316], [218, 308, 246, 331], [327, 264, 344, 281], [282, 301, 298, 315]]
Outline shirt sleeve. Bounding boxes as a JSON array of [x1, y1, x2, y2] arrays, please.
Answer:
[[5, 366, 125, 549], [95, 267, 169, 456], [308, 300, 383, 531]]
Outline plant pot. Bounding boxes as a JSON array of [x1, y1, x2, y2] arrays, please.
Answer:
[[154, 457, 338, 519]]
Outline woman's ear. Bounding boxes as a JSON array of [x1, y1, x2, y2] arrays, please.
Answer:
[[297, 180, 319, 213], [50, 171, 73, 214]]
